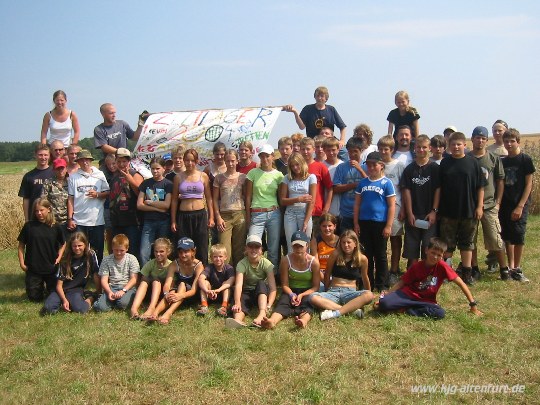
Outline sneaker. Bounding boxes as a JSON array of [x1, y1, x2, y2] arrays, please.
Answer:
[[353, 309, 364, 319], [445, 258, 453, 268], [455, 262, 463, 279], [320, 310, 335, 321], [225, 317, 246, 329], [471, 266, 482, 281], [510, 268, 530, 283], [500, 266, 510, 281], [487, 263, 499, 274], [462, 267, 474, 285], [196, 305, 208, 316], [388, 272, 400, 286]]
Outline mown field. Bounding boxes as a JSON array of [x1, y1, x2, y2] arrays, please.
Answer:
[[1, 138, 539, 404]]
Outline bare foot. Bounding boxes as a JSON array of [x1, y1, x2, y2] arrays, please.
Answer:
[[294, 316, 307, 328], [252, 315, 264, 327], [141, 309, 155, 320], [261, 316, 275, 329], [158, 316, 170, 325]]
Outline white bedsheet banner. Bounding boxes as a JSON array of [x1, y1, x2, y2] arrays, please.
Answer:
[[132, 107, 282, 172]]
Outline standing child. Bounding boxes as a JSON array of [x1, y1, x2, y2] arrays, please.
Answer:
[[291, 133, 304, 154], [43, 232, 98, 314], [499, 129, 535, 282], [236, 141, 258, 174], [165, 145, 186, 182], [353, 151, 396, 291], [226, 235, 277, 328], [197, 244, 235, 317], [487, 120, 509, 157], [150, 237, 204, 324], [377, 238, 482, 319], [300, 137, 333, 237], [313, 135, 327, 162], [310, 230, 374, 320], [378, 135, 406, 284], [276, 136, 293, 175], [401, 135, 440, 268], [387, 90, 420, 140], [94, 234, 140, 312], [438, 132, 486, 285], [279, 152, 317, 251], [213, 149, 247, 268], [262, 231, 320, 329], [130, 238, 173, 320], [322, 137, 343, 217], [333, 137, 367, 233], [18, 198, 66, 301], [171, 149, 214, 266], [429, 135, 446, 165], [137, 157, 173, 266], [245, 144, 284, 274]]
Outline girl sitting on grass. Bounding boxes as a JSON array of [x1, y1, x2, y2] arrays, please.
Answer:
[[18, 198, 66, 302], [310, 213, 339, 286], [309, 230, 374, 321], [262, 231, 320, 329], [130, 238, 173, 320], [43, 232, 98, 314], [148, 237, 203, 325]]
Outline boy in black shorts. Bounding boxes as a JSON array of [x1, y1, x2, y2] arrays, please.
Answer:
[[499, 129, 535, 282]]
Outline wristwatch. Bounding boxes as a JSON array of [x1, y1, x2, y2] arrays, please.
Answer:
[[469, 301, 477, 307], [432, 208, 439, 213], [122, 288, 128, 293]]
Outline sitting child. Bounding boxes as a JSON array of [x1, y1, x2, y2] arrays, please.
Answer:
[[377, 237, 483, 319], [43, 232, 98, 314], [262, 231, 320, 329], [309, 230, 374, 320], [149, 237, 204, 325], [226, 235, 277, 328], [94, 234, 140, 312], [130, 238, 173, 320], [197, 244, 235, 317]]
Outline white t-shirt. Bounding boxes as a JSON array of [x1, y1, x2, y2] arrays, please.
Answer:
[[323, 159, 343, 216], [68, 167, 110, 226]]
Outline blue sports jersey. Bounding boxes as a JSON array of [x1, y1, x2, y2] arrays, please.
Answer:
[[355, 176, 396, 222]]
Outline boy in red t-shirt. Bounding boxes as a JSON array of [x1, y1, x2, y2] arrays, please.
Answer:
[[377, 237, 482, 319]]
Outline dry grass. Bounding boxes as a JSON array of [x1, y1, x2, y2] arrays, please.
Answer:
[[0, 173, 25, 250]]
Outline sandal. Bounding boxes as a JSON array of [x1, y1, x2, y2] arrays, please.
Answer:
[[196, 305, 209, 316], [215, 306, 228, 317], [225, 318, 246, 329]]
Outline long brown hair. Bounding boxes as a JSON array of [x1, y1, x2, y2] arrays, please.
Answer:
[[59, 232, 96, 280]]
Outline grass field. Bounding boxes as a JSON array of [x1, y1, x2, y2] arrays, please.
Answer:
[[1, 223, 539, 404], [1, 138, 539, 404]]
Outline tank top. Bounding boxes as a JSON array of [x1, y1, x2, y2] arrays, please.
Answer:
[[174, 259, 200, 285], [287, 254, 314, 289], [178, 173, 204, 199], [316, 235, 337, 273], [332, 259, 359, 281], [48, 110, 73, 147]]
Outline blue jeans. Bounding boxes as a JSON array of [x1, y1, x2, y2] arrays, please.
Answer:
[[94, 286, 136, 312], [77, 225, 105, 265], [140, 218, 170, 266], [249, 209, 281, 272], [283, 206, 312, 252]]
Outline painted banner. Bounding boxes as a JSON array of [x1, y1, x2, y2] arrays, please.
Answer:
[[131, 107, 282, 173]]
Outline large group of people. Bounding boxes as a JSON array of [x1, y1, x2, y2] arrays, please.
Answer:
[[16, 86, 535, 328]]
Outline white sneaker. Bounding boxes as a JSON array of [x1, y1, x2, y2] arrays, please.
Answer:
[[353, 309, 364, 319], [320, 310, 335, 321]]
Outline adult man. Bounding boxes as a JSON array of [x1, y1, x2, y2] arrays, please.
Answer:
[[93, 103, 145, 157], [49, 140, 66, 162], [18, 144, 53, 221], [392, 126, 414, 167]]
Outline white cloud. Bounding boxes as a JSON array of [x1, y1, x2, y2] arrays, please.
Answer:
[[321, 15, 539, 48]]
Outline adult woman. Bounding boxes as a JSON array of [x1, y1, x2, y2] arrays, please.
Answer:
[[171, 149, 214, 266], [40, 90, 80, 146]]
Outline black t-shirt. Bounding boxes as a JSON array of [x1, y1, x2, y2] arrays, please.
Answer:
[[501, 153, 535, 209], [58, 252, 99, 291], [109, 170, 140, 227], [439, 155, 486, 219], [275, 158, 288, 176], [202, 263, 235, 289], [299, 104, 346, 138], [387, 108, 420, 139], [17, 221, 65, 274], [18, 166, 54, 218], [400, 160, 440, 217], [138, 177, 173, 221]]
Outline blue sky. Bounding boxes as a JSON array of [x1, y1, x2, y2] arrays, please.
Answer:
[[1, 1, 539, 146]]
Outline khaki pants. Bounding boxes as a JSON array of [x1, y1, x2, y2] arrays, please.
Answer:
[[219, 211, 247, 268]]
